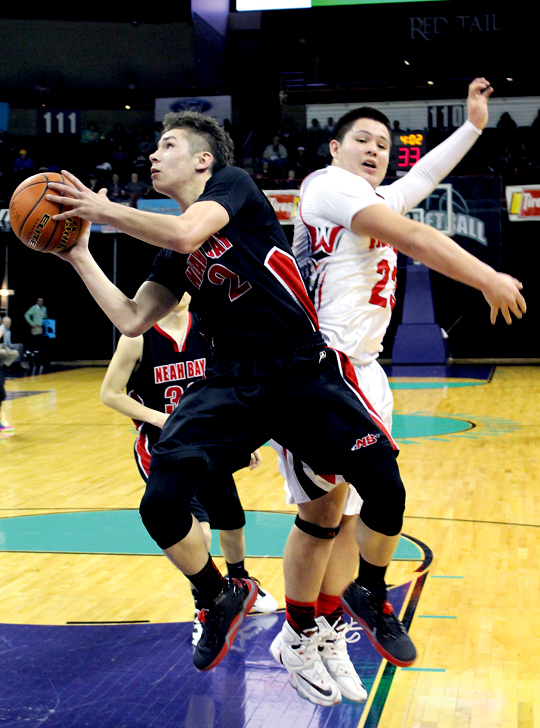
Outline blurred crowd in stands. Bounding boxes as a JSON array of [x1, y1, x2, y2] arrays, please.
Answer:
[[1, 108, 539, 209]]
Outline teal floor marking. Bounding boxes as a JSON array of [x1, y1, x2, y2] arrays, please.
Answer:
[[0, 510, 423, 559], [392, 414, 473, 439], [417, 615, 456, 619]]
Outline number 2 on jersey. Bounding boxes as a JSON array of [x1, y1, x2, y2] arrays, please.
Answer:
[[369, 259, 397, 309]]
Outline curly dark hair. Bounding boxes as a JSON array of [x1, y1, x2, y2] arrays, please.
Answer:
[[162, 111, 234, 172], [333, 107, 392, 144]]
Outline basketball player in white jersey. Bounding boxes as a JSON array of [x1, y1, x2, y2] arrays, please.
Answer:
[[271, 78, 527, 703]]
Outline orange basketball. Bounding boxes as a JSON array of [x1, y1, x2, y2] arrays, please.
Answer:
[[9, 172, 85, 253]]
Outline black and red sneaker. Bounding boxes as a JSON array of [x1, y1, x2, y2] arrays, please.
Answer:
[[340, 582, 416, 667], [193, 576, 257, 671]]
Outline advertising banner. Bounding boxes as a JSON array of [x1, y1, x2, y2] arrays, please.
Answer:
[[155, 96, 232, 125], [506, 184, 540, 221], [263, 190, 300, 225]]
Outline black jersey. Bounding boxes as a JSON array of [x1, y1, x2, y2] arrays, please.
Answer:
[[126, 313, 210, 475], [146, 166, 319, 357]]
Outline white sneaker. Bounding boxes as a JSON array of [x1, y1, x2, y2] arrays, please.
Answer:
[[270, 620, 342, 707], [316, 615, 368, 702], [251, 583, 278, 613], [192, 609, 203, 647]]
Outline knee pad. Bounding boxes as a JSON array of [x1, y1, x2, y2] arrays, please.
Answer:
[[139, 458, 208, 550], [347, 453, 405, 537], [294, 515, 341, 539]]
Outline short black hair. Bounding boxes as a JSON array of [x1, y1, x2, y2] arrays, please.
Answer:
[[333, 107, 392, 144], [162, 111, 234, 172]]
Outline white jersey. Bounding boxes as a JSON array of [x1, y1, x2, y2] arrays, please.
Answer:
[[293, 120, 482, 365]]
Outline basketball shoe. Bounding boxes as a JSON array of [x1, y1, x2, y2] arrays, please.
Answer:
[[193, 576, 257, 671], [251, 579, 279, 613], [341, 582, 416, 667], [315, 616, 367, 702], [0, 420, 14, 435], [269, 620, 342, 707], [192, 579, 277, 647]]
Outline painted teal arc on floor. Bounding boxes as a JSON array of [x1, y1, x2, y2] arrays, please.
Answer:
[[392, 414, 473, 439], [0, 510, 422, 560]]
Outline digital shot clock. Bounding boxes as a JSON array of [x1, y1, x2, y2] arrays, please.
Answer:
[[389, 131, 427, 176]]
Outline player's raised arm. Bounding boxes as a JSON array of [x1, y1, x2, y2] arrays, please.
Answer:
[[46, 171, 229, 254], [466, 77, 493, 130], [352, 203, 526, 324], [54, 222, 179, 336]]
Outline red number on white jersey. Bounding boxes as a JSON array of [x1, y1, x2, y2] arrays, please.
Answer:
[[369, 259, 397, 309]]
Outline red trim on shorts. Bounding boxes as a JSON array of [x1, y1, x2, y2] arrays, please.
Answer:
[[333, 348, 398, 451], [134, 430, 152, 477]]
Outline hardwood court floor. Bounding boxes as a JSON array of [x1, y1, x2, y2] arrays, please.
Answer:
[[1, 365, 539, 727]]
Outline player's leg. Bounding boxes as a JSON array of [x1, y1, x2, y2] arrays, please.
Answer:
[[276, 347, 415, 667], [199, 473, 278, 614], [140, 375, 267, 671], [187, 495, 212, 647], [340, 452, 416, 667], [271, 449, 367, 703], [142, 457, 258, 671]]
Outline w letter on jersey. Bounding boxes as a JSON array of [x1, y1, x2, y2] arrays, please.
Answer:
[[308, 224, 342, 257]]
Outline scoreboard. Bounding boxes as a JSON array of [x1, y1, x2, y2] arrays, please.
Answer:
[[389, 131, 427, 177]]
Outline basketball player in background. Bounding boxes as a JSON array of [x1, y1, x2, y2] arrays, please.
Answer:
[[270, 78, 526, 700], [47, 111, 523, 702], [100, 292, 277, 646]]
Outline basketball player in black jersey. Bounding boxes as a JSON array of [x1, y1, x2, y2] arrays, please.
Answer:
[[48, 111, 524, 692], [100, 293, 278, 645]]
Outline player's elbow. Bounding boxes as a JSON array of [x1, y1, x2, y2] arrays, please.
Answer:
[[100, 388, 115, 408], [167, 232, 203, 254], [120, 321, 147, 338]]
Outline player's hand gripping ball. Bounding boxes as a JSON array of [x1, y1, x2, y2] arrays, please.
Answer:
[[9, 172, 85, 253]]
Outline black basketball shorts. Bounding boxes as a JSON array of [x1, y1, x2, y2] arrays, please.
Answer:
[[150, 335, 398, 485]]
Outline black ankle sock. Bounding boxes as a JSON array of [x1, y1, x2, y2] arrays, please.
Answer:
[[226, 560, 249, 579], [356, 555, 388, 596], [187, 554, 224, 602]]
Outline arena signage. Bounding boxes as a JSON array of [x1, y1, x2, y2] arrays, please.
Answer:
[[263, 190, 300, 225], [506, 185, 540, 222]]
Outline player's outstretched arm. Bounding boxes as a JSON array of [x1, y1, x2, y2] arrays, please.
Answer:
[[101, 335, 168, 429], [352, 204, 526, 324], [386, 78, 493, 213], [46, 170, 229, 254], [55, 221, 179, 336]]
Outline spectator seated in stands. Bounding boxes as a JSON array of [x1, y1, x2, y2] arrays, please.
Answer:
[[124, 172, 150, 206], [262, 135, 288, 177], [106, 173, 128, 204], [0, 317, 28, 370]]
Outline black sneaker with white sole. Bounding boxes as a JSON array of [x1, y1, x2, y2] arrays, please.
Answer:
[[193, 576, 257, 671], [341, 582, 417, 667]]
